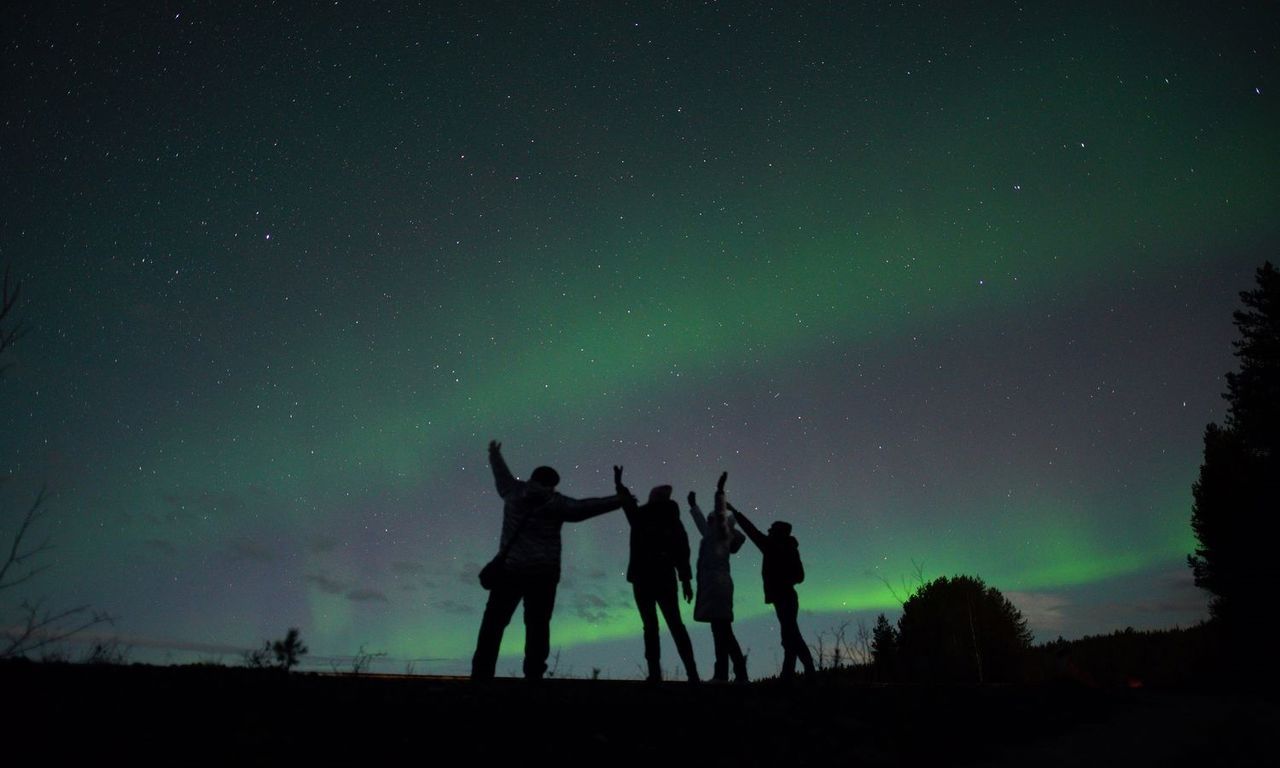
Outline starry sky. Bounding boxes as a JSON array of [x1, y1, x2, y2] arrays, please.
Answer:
[[2, 2, 1276, 677]]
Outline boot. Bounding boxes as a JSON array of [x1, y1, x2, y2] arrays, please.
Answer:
[[733, 656, 749, 684], [712, 656, 729, 682], [646, 658, 662, 683]]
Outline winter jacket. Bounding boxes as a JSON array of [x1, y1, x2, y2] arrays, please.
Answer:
[[618, 486, 693, 586], [732, 508, 805, 605], [689, 490, 746, 622], [489, 448, 623, 580]]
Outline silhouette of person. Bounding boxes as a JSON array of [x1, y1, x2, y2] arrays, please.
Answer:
[[614, 465, 700, 683], [688, 471, 748, 683], [726, 500, 816, 679], [471, 440, 627, 681]]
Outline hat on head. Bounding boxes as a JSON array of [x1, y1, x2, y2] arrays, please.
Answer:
[[770, 521, 793, 537]]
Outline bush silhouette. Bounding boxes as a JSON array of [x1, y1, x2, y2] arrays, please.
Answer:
[[245, 628, 308, 672], [895, 574, 1032, 683]]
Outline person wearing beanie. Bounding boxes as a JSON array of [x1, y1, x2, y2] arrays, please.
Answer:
[[471, 440, 627, 681], [726, 499, 816, 679]]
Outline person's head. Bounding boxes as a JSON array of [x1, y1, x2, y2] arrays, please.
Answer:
[[528, 466, 560, 491], [768, 521, 793, 539], [647, 485, 673, 504]]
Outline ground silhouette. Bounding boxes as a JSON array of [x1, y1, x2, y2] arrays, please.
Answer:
[[2, 659, 1274, 766]]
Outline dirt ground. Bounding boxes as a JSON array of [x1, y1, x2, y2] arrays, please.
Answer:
[[4, 662, 1274, 766]]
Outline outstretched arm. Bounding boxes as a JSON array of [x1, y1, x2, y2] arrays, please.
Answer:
[[726, 501, 766, 550], [614, 465, 639, 520], [560, 485, 627, 522], [489, 440, 519, 497], [687, 492, 708, 536], [714, 471, 728, 518]]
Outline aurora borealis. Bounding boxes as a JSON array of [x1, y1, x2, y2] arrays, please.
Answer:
[[2, 2, 1277, 676]]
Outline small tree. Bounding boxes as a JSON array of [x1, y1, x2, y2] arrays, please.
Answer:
[[895, 575, 1032, 684], [271, 628, 308, 671], [870, 613, 899, 679], [245, 628, 308, 672]]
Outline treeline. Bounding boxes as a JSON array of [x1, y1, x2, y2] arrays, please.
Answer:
[[1026, 624, 1220, 689], [816, 620, 1221, 689]]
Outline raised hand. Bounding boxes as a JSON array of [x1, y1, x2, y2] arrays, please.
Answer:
[[687, 491, 697, 507], [717, 471, 727, 493], [613, 465, 624, 486], [489, 440, 502, 453]]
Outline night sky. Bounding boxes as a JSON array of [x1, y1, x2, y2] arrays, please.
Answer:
[[2, 2, 1276, 677]]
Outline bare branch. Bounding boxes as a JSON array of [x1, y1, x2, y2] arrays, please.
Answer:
[[0, 264, 27, 375], [2, 599, 114, 658], [0, 260, 111, 659], [0, 485, 52, 590]]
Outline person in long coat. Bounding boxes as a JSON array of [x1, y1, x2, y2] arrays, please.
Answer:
[[688, 471, 748, 683]]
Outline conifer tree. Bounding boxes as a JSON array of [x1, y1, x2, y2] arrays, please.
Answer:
[[1188, 263, 1279, 644]]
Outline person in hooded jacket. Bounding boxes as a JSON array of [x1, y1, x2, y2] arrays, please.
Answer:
[[726, 500, 816, 679], [688, 471, 749, 683], [614, 465, 700, 683], [471, 440, 627, 681]]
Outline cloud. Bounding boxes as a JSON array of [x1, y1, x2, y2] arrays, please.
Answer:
[[391, 561, 427, 575], [457, 562, 483, 584], [305, 573, 346, 595], [1004, 591, 1071, 635], [58, 631, 254, 656], [346, 588, 388, 603], [226, 537, 275, 563], [436, 600, 475, 615], [569, 592, 612, 623], [309, 535, 340, 554]]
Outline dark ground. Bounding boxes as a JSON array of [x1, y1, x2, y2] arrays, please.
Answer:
[[4, 661, 1275, 766]]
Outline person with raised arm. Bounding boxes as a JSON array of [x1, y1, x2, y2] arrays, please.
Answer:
[[614, 465, 700, 683], [471, 440, 627, 681], [726, 497, 816, 680], [688, 471, 749, 683]]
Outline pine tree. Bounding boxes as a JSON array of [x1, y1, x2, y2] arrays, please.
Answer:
[[1188, 262, 1279, 645], [870, 613, 898, 679]]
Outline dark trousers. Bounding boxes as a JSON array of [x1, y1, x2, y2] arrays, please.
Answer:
[[471, 573, 558, 680], [632, 580, 699, 680], [772, 588, 815, 677], [710, 619, 747, 681]]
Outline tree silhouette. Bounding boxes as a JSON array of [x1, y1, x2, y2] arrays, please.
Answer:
[[271, 628, 308, 671], [1188, 262, 1279, 664], [870, 612, 899, 680], [245, 628, 309, 671], [895, 574, 1032, 684], [1, 264, 111, 658]]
